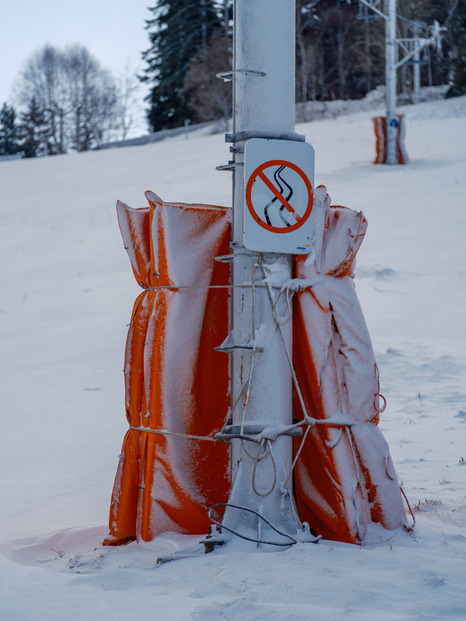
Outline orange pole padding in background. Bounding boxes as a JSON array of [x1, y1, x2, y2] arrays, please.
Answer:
[[103, 192, 231, 545], [292, 186, 411, 544], [372, 114, 409, 164]]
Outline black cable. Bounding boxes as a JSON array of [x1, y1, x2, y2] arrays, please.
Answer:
[[208, 502, 298, 547]]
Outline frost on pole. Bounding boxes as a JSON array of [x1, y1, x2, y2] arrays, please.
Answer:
[[243, 139, 315, 254]]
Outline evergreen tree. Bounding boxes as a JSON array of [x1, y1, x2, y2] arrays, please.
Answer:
[[142, 0, 222, 131], [17, 97, 47, 158], [16, 44, 119, 153], [446, 0, 466, 97], [0, 103, 19, 156]]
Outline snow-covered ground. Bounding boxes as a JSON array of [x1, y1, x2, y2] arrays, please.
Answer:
[[1, 94, 465, 620]]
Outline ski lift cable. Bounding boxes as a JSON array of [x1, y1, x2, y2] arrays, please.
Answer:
[[358, 0, 385, 21], [442, 0, 459, 29], [397, 14, 430, 33]]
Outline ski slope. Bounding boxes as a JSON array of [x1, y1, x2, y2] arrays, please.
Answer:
[[1, 94, 465, 620]]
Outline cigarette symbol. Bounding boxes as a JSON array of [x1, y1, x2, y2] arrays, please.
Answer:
[[246, 159, 313, 235], [262, 165, 299, 227]]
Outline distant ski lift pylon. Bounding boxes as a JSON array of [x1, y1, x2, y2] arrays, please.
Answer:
[[359, 0, 445, 164]]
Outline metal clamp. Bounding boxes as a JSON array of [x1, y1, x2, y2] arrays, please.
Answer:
[[216, 69, 266, 82], [216, 161, 244, 172], [217, 423, 303, 438]]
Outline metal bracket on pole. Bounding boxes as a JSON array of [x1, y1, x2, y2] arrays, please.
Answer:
[[217, 69, 266, 82], [216, 161, 244, 172], [225, 130, 305, 144], [216, 423, 303, 440]]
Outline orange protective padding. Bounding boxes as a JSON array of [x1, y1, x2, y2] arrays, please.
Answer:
[[293, 186, 410, 544], [372, 114, 409, 164], [103, 192, 231, 545]]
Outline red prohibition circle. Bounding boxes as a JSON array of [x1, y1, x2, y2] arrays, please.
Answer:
[[246, 159, 313, 234]]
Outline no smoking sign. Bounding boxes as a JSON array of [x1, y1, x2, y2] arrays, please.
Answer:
[[243, 139, 315, 254]]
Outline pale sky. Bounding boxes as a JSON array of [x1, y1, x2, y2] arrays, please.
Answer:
[[0, 0, 152, 131]]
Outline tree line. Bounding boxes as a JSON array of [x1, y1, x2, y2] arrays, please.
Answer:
[[294, 0, 463, 103], [2, 0, 465, 157], [141, 0, 465, 132], [1, 44, 138, 158]]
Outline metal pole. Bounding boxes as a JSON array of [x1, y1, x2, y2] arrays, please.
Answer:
[[413, 21, 421, 104], [385, 0, 398, 164], [222, 0, 302, 544]]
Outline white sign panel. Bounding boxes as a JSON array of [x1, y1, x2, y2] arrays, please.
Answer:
[[243, 139, 315, 254]]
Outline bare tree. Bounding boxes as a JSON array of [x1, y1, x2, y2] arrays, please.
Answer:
[[295, 0, 386, 102], [17, 44, 69, 153], [115, 63, 141, 140], [296, 1, 326, 102], [64, 45, 118, 151], [184, 33, 232, 123], [15, 44, 118, 153], [86, 71, 118, 148]]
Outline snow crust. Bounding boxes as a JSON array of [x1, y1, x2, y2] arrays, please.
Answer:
[[1, 93, 466, 619]]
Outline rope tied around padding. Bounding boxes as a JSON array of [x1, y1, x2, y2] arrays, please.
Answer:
[[129, 258, 390, 508], [269, 275, 324, 325], [259, 259, 389, 497], [140, 282, 283, 292], [129, 425, 221, 443]]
